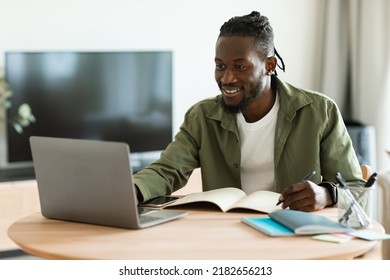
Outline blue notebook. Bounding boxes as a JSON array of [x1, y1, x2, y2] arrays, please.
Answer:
[[241, 217, 294, 236], [242, 210, 352, 236]]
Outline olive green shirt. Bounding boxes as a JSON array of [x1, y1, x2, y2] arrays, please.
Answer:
[[134, 77, 363, 202]]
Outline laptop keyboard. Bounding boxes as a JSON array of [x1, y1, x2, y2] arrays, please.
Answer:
[[138, 208, 165, 223], [138, 207, 157, 215], [140, 215, 162, 223]]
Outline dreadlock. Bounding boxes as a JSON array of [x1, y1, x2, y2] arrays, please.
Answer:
[[219, 11, 285, 75]]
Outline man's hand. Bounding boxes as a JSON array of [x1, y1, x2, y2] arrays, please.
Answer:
[[278, 181, 332, 212]]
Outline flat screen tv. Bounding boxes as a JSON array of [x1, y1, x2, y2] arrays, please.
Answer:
[[1, 51, 173, 173]]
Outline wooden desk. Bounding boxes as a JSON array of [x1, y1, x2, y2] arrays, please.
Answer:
[[0, 180, 40, 252], [7, 207, 382, 260]]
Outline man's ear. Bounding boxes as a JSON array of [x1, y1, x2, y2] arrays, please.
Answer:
[[266, 56, 277, 72]]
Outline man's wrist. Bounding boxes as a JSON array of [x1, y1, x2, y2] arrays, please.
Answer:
[[319, 182, 338, 206]]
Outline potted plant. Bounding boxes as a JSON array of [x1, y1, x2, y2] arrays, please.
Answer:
[[0, 67, 35, 133]]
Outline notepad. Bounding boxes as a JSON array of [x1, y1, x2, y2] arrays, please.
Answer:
[[348, 230, 390, 241], [312, 233, 354, 243]]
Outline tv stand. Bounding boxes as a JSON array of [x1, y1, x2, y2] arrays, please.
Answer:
[[0, 167, 35, 182]]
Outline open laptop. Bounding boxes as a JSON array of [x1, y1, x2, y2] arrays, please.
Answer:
[[29, 136, 187, 229]]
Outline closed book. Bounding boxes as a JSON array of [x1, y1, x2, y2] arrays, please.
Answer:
[[241, 217, 294, 236], [242, 209, 352, 236]]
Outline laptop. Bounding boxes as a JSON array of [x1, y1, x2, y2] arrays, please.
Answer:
[[29, 136, 187, 229]]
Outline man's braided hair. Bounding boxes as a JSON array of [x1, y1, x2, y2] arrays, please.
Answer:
[[219, 11, 285, 74]]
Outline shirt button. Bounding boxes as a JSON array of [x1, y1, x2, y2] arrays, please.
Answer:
[[234, 163, 239, 168]]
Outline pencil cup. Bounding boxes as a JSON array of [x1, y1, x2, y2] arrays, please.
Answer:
[[337, 185, 376, 229]]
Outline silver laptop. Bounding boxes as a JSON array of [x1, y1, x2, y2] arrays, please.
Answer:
[[29, 136, 187, 229]]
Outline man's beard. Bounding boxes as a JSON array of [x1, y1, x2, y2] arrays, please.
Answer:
[[220, 83, 261, 114], [221, 96, 251, 114]]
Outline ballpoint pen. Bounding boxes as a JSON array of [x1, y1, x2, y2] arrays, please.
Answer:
[[339, 172, 377, 224], [276, 171, 316, 206]]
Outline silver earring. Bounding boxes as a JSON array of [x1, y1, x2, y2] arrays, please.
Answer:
[[267, 71, 274, 76]]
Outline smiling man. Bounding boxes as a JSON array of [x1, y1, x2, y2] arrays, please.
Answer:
[[134, 11, 364, 212]]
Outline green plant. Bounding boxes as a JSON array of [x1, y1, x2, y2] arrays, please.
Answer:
[[0, 68, 36, 133]]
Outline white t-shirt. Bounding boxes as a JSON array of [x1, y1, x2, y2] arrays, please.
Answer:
[[236, 92, 280, 194]]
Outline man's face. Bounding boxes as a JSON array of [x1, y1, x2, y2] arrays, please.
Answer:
[[214, 36, 268, 113]]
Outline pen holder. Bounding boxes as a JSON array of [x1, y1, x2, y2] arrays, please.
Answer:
[[337, 185, 376, 229]]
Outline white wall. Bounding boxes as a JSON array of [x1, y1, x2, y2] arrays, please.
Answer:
[[0, 0, 322, 134]]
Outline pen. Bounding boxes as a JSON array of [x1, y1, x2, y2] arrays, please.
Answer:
[[276, 171, 316, 206]]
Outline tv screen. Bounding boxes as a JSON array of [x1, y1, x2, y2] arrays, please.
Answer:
[[3, 51, 172, 172]]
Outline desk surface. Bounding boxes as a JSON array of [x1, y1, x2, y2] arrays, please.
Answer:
[[7, 207, 382, 260]]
